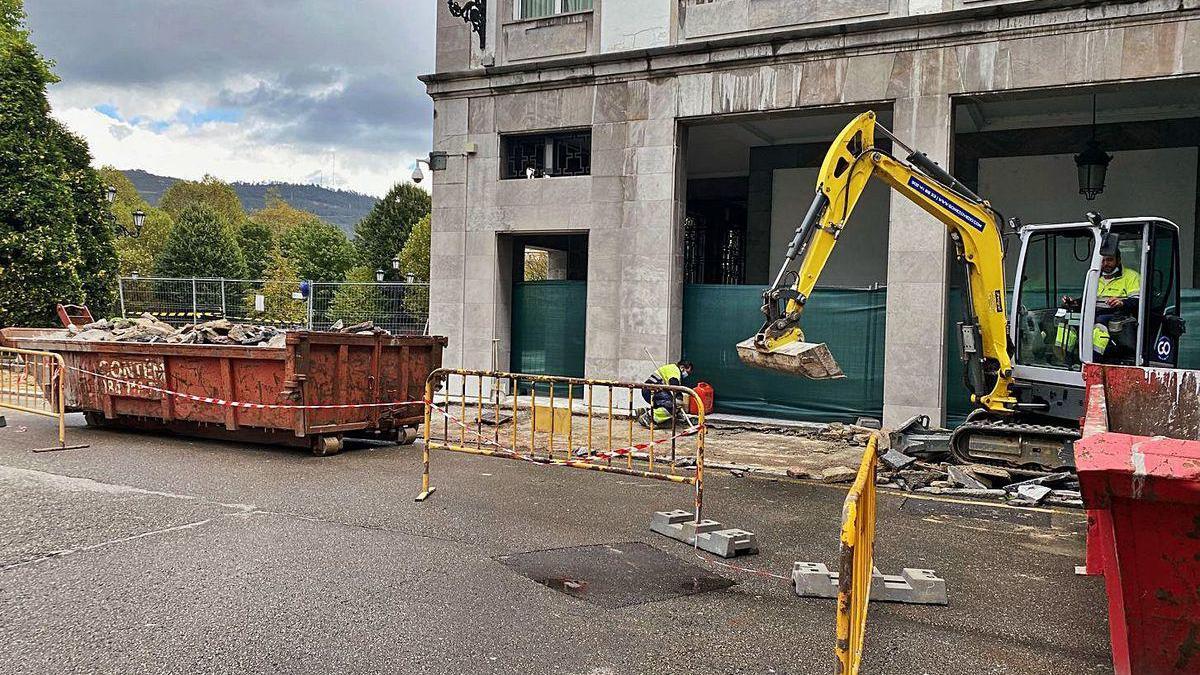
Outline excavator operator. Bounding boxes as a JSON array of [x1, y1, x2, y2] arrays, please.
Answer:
[[1057, 234, 1140, 361]]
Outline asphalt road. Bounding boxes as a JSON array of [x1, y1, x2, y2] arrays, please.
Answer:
[[0, 412, 1113, 674]]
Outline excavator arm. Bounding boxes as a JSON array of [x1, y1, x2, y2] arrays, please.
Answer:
[[738, 111, 1016, 414]]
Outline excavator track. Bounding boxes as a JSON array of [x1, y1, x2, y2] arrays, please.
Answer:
[[949, 417, 1080, 472]]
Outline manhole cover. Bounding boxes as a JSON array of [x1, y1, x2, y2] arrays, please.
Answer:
[[495, 542, 734, 608]]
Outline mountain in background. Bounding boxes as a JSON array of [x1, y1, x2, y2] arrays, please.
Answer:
[[121, 169, 378, 234]]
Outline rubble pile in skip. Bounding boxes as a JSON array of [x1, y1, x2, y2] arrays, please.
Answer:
[[66, 313, 389, 346]]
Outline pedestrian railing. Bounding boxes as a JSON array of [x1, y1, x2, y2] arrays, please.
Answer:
[[117, 276, 430, 335], [416, 368, 706, 522], [835, 433, 880, 675], [0, 346, 86, 451]]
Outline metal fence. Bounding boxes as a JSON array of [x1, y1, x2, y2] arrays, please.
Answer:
[[117, 277, 430, 335]]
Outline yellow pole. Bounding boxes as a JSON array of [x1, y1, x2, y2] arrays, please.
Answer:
[[417, 377, 436, 501], [510, 376, 518, 453], [548, 381, 555, 459], [626, 389, 633, 469]]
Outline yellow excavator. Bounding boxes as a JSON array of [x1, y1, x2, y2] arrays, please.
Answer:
[[739, 111, 1187, 471]]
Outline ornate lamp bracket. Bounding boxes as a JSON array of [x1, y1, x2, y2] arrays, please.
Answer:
[[447, 1, 486, 50]]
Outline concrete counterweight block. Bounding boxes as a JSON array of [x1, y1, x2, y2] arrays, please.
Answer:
[[650, 510, 760, 558], [791, 561, 948, 605]]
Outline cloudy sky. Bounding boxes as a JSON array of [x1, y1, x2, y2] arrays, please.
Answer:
[[25, 1, 437, 197]]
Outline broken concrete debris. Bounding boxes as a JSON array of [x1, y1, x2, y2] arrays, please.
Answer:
[[819, 465, 858, 483], [880, 448, 917, 471], [874, 447, 1083, 507], [946, 465, 988, 490], [65, 314, 392, 347], [67, 314, 288, 346]]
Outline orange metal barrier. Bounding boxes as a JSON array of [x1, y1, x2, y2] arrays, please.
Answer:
[[0, 346, 85, 450], [835, 433, 880, 675], [417, 368, 705, 522]]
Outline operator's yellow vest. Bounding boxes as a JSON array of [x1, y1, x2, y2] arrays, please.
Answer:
[[1054, 267, 1141, 356], [1097, 267, 1140, 299]]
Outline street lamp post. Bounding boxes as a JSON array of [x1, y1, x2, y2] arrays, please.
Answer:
[[132, 210, 146, 236], [374, 269, 385, 283], [105, 186, 117, 204]]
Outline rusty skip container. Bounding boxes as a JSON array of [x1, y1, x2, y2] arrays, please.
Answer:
[[1076, 363, 1200, 675], [0, 328, 446, 455]]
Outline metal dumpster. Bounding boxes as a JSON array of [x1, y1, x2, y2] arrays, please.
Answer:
[[0, 328, 446, 455], [1076, 363, 1200, 675]]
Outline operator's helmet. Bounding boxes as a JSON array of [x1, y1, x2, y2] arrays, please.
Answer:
[[1099, 233, 1121, 258]]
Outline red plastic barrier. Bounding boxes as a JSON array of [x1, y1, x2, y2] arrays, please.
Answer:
[[1077, 364, 1200, 675], [688, 381, 714, 416]]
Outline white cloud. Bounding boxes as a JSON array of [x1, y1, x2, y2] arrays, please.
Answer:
[[27, 0, 437, 198], [54, 105, 420, 197]]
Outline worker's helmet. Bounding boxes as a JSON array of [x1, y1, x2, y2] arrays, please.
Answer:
[[1099, 233, 1121, 258]]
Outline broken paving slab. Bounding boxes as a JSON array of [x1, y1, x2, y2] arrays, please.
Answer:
[[947, 465, 988, 490], [880, 449, 917, 471], [819, 465, 858, 483]]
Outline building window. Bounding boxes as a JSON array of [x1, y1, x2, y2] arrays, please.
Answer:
[[502, 130, 591, 179], [517, 0, 592, 20]]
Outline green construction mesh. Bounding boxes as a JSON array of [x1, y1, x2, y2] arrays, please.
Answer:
[[511, 281, 587, 390], [682, 284, 886, 423]]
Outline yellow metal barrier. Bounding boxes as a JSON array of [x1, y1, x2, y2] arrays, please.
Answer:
[[417, 368, 705, 523], [0, 346, 85, 450], [835, 433, 880, 675]]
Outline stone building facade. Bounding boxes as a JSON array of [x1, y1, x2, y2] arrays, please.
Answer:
[[422, 0, 1200, 425]]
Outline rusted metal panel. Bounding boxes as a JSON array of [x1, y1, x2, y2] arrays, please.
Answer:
[[1083, 363, 1200, 440], [1077, 364, 1200, 675], [0, 328, 446, 449]]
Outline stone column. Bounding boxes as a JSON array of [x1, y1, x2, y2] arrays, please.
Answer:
[[882, 94, 952, 427]]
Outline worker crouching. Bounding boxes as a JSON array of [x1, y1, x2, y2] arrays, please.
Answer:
[[637, 360, 693, 429]]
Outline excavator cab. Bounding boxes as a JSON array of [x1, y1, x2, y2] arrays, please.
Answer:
[[1008, 217, 1185, 420]]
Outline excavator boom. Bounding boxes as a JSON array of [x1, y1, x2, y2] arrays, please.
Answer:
[[738, 111, 1016, 414]]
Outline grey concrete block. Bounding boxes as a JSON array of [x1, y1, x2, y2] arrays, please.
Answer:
[[650, 511, 759, 559], [947, 465, 988, 490], [880, 449, 917, 471], [1016, 484, 1052, 503], [791, 562, 948, 605]]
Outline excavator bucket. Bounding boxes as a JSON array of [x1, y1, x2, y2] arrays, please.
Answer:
[[736, 338, 845, 379]]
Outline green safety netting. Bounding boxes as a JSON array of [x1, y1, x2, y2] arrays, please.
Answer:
[[682, 284, 886, 423], [511, 281, 587, 390]]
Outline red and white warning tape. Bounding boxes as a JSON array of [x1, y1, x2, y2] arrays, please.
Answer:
[[67, 365, 423, 411]]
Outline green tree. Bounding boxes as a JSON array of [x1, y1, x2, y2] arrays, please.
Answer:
[[246, 250, 305, 325], [97, 166, 141, 207], [252, 187, 317, 237], [524, 249, 548, 281], [235, 219, 275, 279], [0, 1, 84, 325], [98, 165, 174, 275], [159, 174, 245, 229], [113, 207, 172, 275], [155, 204, 247, 279], [327, 265, 383, 325], [397, 214, 430, 281], [280, 217, 356, 283], [353, 182, 430, 271], [52, 122, 118, 314]]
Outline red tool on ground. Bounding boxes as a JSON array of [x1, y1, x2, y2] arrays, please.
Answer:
[[688, 381, 714, 417]]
